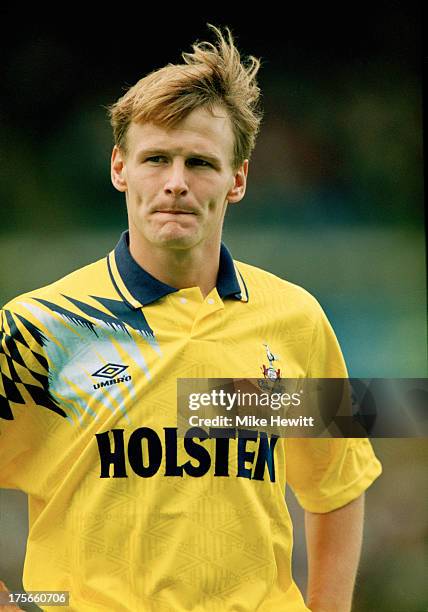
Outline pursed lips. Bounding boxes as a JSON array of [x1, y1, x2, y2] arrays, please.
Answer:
[[154, 209, 197, 214]]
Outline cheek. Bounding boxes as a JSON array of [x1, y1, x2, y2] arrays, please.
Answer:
[[206, 199, 228, 224], [205, 182, 230, 207], [128, 176, 157, 204]]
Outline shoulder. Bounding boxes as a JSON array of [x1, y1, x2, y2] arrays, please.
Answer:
[[1, 255, 111, 352], [234, 259, 324, 322], [0, 259, 109, 424], [2, 256, 109, 315]]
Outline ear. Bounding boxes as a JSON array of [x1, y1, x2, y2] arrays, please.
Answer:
[[111, 145, 128, 192], [227, 160, 249, 204]]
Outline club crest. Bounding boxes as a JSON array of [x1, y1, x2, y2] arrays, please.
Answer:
[[261, 343, 281, 380]]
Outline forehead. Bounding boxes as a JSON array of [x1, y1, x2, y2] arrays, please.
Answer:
[[126, 106, 235, 162]]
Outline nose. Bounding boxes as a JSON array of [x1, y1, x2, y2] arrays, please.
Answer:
[[164, 160, 189, 197]]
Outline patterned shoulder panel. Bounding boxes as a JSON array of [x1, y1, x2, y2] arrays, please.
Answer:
[[0, 308, 66, 421], [1, 289, 158, 424]]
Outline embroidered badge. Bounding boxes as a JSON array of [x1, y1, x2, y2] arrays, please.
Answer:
[[261, 343, 281, 380]]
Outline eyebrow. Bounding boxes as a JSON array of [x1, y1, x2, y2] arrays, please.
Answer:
[[136, 148, 222, 166]]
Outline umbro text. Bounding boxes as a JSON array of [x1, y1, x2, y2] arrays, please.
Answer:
[[93, 375, 132, 390]]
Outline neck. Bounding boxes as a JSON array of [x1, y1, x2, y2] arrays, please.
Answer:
[[128, 231, 221, 299]]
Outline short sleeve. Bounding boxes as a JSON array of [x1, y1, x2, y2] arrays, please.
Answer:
[[286, 303, 382, 512], [285, 437, 382, 512]]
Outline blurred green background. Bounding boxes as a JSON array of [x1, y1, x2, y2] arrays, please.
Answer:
[[0, 5, 426, 611]]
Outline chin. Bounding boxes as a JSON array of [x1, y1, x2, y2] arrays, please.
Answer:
[[155, 230, 201, 249]]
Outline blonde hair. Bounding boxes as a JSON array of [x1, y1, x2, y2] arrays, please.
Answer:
[[107, 24, 263, 170]]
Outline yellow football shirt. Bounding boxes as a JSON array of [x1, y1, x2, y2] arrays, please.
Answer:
[[0, 230, 382, 611]]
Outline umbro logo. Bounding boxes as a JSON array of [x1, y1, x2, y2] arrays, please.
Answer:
[[92, 363, 132, 390], [93, 363, 129, 379]]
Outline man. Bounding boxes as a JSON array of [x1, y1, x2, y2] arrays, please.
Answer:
[[0, 25, 381, 611]]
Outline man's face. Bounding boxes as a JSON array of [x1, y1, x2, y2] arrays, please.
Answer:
[[111, 105, 248, 252]]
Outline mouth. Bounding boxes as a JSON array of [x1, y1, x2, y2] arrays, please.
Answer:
[[154, 209, 196, 215]]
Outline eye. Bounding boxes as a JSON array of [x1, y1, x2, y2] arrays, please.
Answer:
[[145, 156, 167, 163], [187, 158, 211, 167]]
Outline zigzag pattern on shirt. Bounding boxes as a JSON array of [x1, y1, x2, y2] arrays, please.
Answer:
[[34, 295, 154, 338], [0, 309, 67, 421]]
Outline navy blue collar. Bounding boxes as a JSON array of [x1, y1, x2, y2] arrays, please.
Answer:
[[111, 230, 246, 307]]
